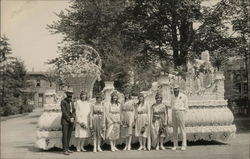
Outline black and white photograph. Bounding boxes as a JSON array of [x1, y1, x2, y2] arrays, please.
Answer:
[[0, 0, 250, 159]]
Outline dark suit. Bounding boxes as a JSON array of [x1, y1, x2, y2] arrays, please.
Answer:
[[61, 98, 76, 151]]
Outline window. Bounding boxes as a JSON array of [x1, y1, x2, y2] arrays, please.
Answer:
[[36, 79, 41, 87]]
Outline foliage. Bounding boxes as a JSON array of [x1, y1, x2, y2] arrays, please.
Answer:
[[121, 0, 244, 70], [234, 97, 249, 108], [48, 42, 102, 83], [0, 36, 32, 116], [48, 0, 248, 92]]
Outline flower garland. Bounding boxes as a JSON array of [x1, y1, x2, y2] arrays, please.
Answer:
[[57, 57, 101, 77]]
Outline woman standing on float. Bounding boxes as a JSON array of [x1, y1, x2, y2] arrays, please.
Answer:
[[135, 93, 149, 151], [106, 92, 121, 152], [89, 93, 106, 152], [74, 91, 91, 152], [121, 91, 135, 150], [151, 92, 168, 150]]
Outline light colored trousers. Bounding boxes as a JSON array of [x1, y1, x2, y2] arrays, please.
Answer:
[[172, 110, 187, 147]]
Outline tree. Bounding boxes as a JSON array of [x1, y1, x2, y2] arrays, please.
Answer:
[[0, 36, 31, 116], [48, 0, 147, 91], [120, 0, 242, 70], [48, 0, 131, 74]]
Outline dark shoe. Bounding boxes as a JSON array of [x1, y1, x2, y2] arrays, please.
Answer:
[[67, 150, 73, 153], [63, 151, 70, 155]]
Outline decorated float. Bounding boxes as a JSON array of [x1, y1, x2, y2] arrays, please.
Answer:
[[142, 51, 236, 149], [35, 44, 102, 149], [35, 51, 236, 150]]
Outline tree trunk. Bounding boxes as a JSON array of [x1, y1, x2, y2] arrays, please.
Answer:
[[171, 9, 180, 68]]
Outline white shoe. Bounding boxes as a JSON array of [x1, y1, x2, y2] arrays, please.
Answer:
[[97, 147, 103, 152], [143, 147, 147, 151], [93, 149, 97, 153], [123, 146, 127, 151], [160, 145, 165, 150], [181, 147, 186, 151], [138, 146, 142, 151], [77, 149, 81, 152], [172, 147, 177, 151], [155, 145, 159, 150], [81, 148, 87, 152], [114, 146, 119, 151], [127, 146, 131, 150]]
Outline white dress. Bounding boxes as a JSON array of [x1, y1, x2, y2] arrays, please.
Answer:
[[75, 100, 91, 138]]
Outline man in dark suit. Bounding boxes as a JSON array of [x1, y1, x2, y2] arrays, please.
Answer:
[[61, 88, 76, 155]]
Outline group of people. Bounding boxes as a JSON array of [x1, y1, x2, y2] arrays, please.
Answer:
[[60, 85, 188, 155]]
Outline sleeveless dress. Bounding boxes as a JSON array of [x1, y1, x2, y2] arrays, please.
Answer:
[[91, 102, 105, 139], [151, 103, 168, 146], [121, 100, 135, 137], [135, 103, 149, 138], [75, 100, 91, 138], [106, 103, 121, 140]]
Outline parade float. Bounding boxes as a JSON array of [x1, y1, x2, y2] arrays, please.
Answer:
[[142, 51, 236, 150], [35, 45, 102, 149], [35, 51, 236, 150]]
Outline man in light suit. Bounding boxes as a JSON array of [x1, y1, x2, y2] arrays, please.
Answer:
[[171, 84, 188, 151], [61, 88, 76, 155]]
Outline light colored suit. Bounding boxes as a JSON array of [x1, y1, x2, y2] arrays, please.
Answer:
[[171, 92, 188, 147]]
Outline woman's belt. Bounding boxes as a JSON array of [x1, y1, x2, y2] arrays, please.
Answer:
[[93, 112, 103, 115], [122, 109, 133, 112], [110, 112, 120, 114], [137, 111, 147, 114], [153, 112, 165, 115]]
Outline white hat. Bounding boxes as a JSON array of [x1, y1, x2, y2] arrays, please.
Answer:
[[65, 88, 74, 94], [173, 84, 180, 89]]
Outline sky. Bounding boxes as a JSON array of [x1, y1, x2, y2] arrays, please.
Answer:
[[1, 0, 70, 72], [1, 0, 220, 72]]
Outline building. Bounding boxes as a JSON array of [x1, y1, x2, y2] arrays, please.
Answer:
[[26, 72, 57, 108], [224, 57, 248, 100]]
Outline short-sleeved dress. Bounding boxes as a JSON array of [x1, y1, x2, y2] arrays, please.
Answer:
[[121, 100, 135, 137], [151, 103, 168, 146], [135, 103, 149, 138], [91, 102, 105, 139], [75, 100, 91, 138], [106, 103, 121, 140]]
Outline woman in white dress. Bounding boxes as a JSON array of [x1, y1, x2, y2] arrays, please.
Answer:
[[121, 91, 135, 151], [106, 92, 121, 152], [75, 91, 91, 152], [135, 93, 149, 151]]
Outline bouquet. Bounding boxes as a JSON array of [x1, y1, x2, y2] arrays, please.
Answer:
[[80, 122, 87, 129], [89, 128, 95, 137], [122, 121, 129, 127], [159, 127, 164, 135], [140, 126, 146, 134]]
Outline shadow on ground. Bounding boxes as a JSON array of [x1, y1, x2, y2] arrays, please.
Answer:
[[17, 140, 230, 154]]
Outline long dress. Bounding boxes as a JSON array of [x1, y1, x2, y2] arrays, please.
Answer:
[[75, 100, 91, 138], [135, 103, 149, 138], [106, 103, 121, 140], [90, 102, 106, 139], [151, 103, 168, 147], [121, 100, 135, 138]]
